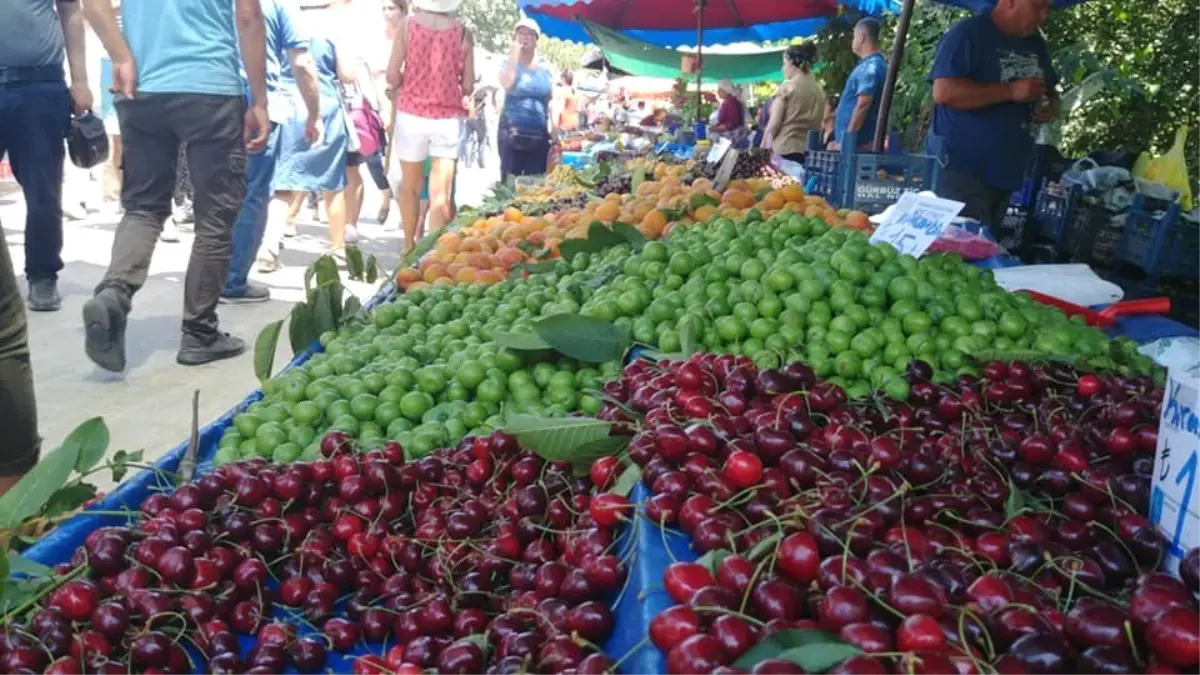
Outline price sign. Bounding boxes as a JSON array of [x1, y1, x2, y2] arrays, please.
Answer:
[[868, 192, 964, 258], [706, 137, 732, 165], [1149, 372, 1200, 573], [713, 149, 739, 193]]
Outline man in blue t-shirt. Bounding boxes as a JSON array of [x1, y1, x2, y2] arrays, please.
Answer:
[[80, 0, 269, 372], [929, 0, 1058, 231], [221, 0, 322, 303], [830, 18, 887, 152]]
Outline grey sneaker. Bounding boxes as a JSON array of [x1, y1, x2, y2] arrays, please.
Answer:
[[82, 288, 128, 372], [177, 332, 246, 366], [220, 281, 271, 304], [27, 278, 61, 312]]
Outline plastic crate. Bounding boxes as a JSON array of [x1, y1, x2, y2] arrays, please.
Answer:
[[1117, 193, 1191, 279], [1032, 182, 1081, 244], [847, 152, 942, 214]]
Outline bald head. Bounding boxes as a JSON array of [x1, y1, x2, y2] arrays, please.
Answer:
[[993, 0, 1051, 37], [852, 18, 881, 57]]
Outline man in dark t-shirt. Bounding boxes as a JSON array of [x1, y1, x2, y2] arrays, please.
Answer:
[[928, 0, 1058, 231]]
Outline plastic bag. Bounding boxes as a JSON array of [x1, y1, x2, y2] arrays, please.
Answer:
[[1133, 125, 1193, 211], [927, 224, 1005, 260]]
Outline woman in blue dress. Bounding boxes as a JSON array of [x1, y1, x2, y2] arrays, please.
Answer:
[[272, 32, 352, 259]]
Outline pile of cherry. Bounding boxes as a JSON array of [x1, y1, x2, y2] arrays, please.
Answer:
[[595, 353, 1200, 674], [5, 431, 627, 675]]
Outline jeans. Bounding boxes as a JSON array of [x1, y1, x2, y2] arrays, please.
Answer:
[[0, 76, 71, 282], [101, 94, 247, 339], [223, 123, 281, 296], [0, 224, 40, 476]]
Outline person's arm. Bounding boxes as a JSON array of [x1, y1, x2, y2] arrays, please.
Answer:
[[460, 28, 475, 99], [57, 1, 92, 113], [234, 0, 268, 149], [81, 0, 136, 96], [933, 77, 1043, 110], [385, 17, 407, 92], [499, 41, 521, 91], [846, 93, 873, 134], [762, 94, 785, 149], [546, 74, 558, 143], [1030, 36, 1060, 124], [290, 49, 323, 142]]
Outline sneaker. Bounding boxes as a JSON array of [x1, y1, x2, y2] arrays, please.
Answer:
[[220, 281, 271, 304], [63, 200, 88, 222], [82, 288, 128, 372], [284, 222, 298, 238], [27, 278, 61, 312], [256, 251, 281, 274], [345, 225, 359, 244], [177, 331, 246, 366], [160, 217, 181, 243]]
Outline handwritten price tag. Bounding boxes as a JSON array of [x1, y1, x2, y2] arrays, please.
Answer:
[[1149, 372, 1200, 573], [868, 192, 964, 258], [706, 137, 732, 165]]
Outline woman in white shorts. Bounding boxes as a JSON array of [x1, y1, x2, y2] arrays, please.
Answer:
[[386, 0, 473, 252]]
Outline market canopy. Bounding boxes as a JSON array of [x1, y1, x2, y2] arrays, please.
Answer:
[[583, 21, 787, 84], [519, 0, 897, 47]]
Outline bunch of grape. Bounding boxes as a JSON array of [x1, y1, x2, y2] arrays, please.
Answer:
[[595, 174, 632, 197], [730, 148, 773, 179]]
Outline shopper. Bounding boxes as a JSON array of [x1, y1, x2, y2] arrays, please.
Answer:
[[496, 18, 554, 184], [80, 0, 269, 371], [387, 0, 474, 252], [710, 80, 747, 141], [220, 0, 323, 303], [930, 0, 1057, 231], [0, 226, 40, 498], [830, 17, 886, 151], [1, 0, 93, 312], [762, 42, 827, 163]]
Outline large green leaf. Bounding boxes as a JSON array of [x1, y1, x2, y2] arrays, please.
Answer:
[[288, 304, 316, 354], [254, 319, 284, 382], [65, 418, 109, 474], [5, 552, 51, 577], [732, 630, 849, 670], [43, 484, 97, 518], [0, 436, 82, 528], [778, 642, 863, 673], [343, 295, 363, 320], [610, 222, 647, 250], [0, 551, 7, 606], [586, 221, 627, 248], [533, 314, 630, 363], [492, 331, 552, 351], [503, 415, 615, 462], [311, 287, 338, 336], [345, 245, 365, 281]]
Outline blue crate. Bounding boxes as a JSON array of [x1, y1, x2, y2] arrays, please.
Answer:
[[846, 151, 942, 214], [1032, 182, 1082, 245], [1118, 193, 1192, 280]]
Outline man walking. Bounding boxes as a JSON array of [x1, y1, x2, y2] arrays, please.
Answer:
[[80, 0, 269, 371], [220, 0, 323, 303], [929, 0, 1058, 231], [0, 0, 93, 312], [829, 18, 886, 152]]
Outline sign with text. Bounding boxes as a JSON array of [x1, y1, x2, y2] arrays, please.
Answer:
[[869, 192, 964, 258], [1149, 372, 1200, 573], [706, 137, 732, 165]]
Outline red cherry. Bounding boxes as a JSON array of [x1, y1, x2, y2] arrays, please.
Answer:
[[663, 563, 716, 604], [589, 493, 633, 527], [649, 605, 703, 651], [776, 532, 821, 585], [723, 450, 764, 490], [1077, 374, 1102, 397], [897, 614, 946, 652], [1147, 607, 1200, 668]]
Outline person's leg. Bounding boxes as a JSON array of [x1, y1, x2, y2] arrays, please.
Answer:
[[102, 134, 123, 209], [84, 96, 178, 372], [497, 121, 511, 184], [324, 190, 347, 252], [222, 123, 281, 301], [427, 156, 456, 233], [0, 224, 40, 496], [398, 161, 424, 252], [6, 81, 70, 311], [255, 191, 293, 273], [344, 156, 363, 241], [937, 169, 996, 227], [173, 94, 248, 364]]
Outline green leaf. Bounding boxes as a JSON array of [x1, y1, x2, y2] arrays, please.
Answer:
[[695, 548, 733, 575], [557, 237, 601, 262], [679, 316, 698, 357], [365, 255, 379, 284], [254, 319, 284, 382], [311, 287, 338, 335], [0, 550, 7, 606], [508, 260, 560, 280], [747, 531, 784, 560], [65, 418, 110, 474], [110, 449, 143, 483], [460, 633, 489, 654], [732, 630, 847, 670], [1005, 479, 1026, 518], [586, 221, 627, 248], [631, 165, 646, 192], [491, 330, 552, 351], [345, 245, 366, 281], [288, 304, 317, 354], [43, 483, 97, 518], [0, 436, 83, 528], [5, 552, 51, 577], [533, 314, 631, 363], [311, 255, 340, 290], [503, 415, 614, 462], [610, 464, 642, 498], [610, 222, 647, 250], [777, 642, 863, 673], [343, 295, 363, 320]]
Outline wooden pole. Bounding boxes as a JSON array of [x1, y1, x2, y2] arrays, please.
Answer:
[[873, 0, 916, 152]]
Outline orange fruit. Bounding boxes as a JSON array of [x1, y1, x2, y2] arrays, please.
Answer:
[[445, 262, 465, 278], [437, 231, 462, 252], [760, 191, 786, 211], [455, 267, 479, 284], [475, 269, 503, 284], [693, 205, 718, 222], [395, 268, 421, 287], [503, 207, 523, 222], [781, 185, 804, 202], [595, 201, 620, 222], [422, 264, 446, 283], [845, 210, 872, 231], [406, 281, 430, 292]]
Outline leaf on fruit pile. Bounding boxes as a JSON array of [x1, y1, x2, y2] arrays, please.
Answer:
[[43, 484, 98, 519], [610, 222, 647, 250], [492, 330, 552, 351], [696, 549, 732, 575], [5, 552, 51, 577], [630, 165, 646, 192], [746, 531, 784, 561], [254, 319, 285, 382], [610, 464, 642, 498], [534, 314, 631, 363], [460, 634, 490, 654], [503, 415, 614, 462], [288, 304, 316, 355], [679, 316, 698, 357], [689, 192, 720, 210], [508, 260, 560, 280], [345, 245, 365, 281], [733, 629, 859, 672], [66, 417, 110, 474], [0, 436, 83, 528], [587, 221, 628, 248], [110, 449, 143, 484]]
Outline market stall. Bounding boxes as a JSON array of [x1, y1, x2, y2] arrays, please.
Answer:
[[4, 147, 1198, 675]]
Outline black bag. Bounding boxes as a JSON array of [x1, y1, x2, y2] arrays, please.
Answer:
[[67, 112, 110, 169], [507, 127, 547, 153]]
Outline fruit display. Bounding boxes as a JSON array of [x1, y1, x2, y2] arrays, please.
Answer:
[[591, 352, 1198, 674], [12, 431, 627, 675]]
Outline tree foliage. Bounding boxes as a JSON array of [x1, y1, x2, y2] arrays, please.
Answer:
[[458, 0, 587, 73]]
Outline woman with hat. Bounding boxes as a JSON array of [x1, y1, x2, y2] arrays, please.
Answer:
[[710, 79, 748, 146], [497, 17, 557, 183], [762, 42, 827, 163], [386, 0, 474, 253]]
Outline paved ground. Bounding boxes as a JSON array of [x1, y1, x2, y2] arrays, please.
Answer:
[[2, 153, 498, 490]]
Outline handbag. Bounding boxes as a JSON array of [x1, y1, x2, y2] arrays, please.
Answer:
[[507, 126, 547, 153], [349, 100, 385, 157], [66, 112, 110, 169]]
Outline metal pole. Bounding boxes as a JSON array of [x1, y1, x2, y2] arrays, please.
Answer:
[[873, 0, 915, 152], [695, 0, 706, 121]]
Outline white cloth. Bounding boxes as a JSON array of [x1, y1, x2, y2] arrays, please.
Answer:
[[392, 111, 463, 162]]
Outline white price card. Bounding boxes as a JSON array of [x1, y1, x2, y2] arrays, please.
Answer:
[[1149, 372, 1200, 573], [868, 192, 964, 258], [706, 137, 732, 164]]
